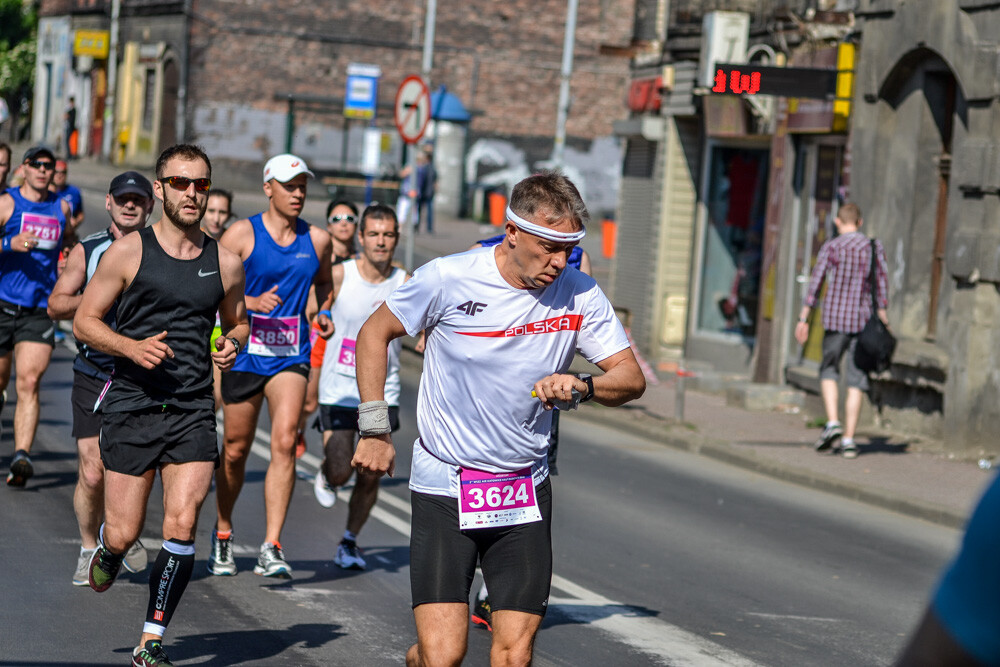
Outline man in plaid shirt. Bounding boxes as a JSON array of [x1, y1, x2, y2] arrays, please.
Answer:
[[795, 202, 889, 459]]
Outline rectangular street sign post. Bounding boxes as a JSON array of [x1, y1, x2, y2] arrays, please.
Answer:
[[711, 63, 839, 100], [345, 63, 382, 120]]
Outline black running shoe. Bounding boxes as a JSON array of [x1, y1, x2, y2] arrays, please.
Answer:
[[132, 639, 173, 666], [471, 589, 493, 632], [6, 449, 33, 487], [89, 545, 123, 592]]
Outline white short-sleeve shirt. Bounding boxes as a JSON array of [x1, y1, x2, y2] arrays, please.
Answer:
[[387, 246, 629, 497]]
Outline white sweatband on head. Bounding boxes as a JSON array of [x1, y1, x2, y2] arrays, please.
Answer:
[[506, 206, 586, 243], [358, 400, 391, 436]]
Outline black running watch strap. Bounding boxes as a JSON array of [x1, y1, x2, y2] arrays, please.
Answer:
[[576, 373, 594, 402], [227, 336, 242, 355]]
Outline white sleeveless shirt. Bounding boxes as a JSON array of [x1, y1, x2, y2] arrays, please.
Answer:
[[318, 259, 407, 407]]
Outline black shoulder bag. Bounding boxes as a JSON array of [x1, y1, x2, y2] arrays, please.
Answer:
[[854, 239, 896, 373]]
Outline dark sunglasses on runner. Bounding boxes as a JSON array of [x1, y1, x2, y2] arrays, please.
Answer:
[[160, 176, 212, 193], [27, 160, 55, 171], [328, 214, 357, 224]]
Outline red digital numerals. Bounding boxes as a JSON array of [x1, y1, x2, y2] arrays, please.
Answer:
[[712, 68, 761, 95]]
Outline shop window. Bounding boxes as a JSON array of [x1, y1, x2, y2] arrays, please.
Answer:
[[697, 146, 769, 339]]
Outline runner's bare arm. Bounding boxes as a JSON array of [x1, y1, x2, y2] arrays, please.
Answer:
[[311, 225, 334, 311], [533, 347, 645, 409], [313, 262, 345, 339], [219, 217, 281, 313], [0, 194, 41, 252], [212, 244, 249, 370], [352, 303, 409, 478], [74, 234, 174, 369], [47, 242, 87, 319]]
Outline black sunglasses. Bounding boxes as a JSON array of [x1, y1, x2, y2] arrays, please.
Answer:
[[328, 214, 357, 224], [160, 176, 212, 193], [27, 160, 55, 171]]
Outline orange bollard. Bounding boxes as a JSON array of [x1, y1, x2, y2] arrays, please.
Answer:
[[601, 219, 617, 258], [488, 192, 507, 226]]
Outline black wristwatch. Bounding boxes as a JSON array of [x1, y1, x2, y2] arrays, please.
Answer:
[[576, 373, 594, 403], [227, 336, 242, 355]]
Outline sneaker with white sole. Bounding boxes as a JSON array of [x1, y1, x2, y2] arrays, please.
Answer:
[[123, 539, 148, 573], [814, 423, 843, 453], [6, 449, 34, 487], [254, 542, 291, 577], [207, 530, 237, 576], [841, 441, 859, 459], [73, 547, 97, 586], [132, 639, 174, 667], [313, 469, 337, 508], [334, 539, 366, 570]]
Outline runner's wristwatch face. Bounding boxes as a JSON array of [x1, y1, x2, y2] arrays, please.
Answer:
[[577, 373, 594, 402]]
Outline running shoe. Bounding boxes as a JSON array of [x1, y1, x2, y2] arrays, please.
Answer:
[[132, 639, 173, 667], [313, 469, 337, 508], [73, 547, 97, 586], [334, 539, 366, 570], [295, 429, 307, 458], [841, 441, 860, 459], [123, 539, 148, 573], [814, 423, 843, 453], [207, 530, 237, 576], [254, 542, 292, 577], [89, 545, 123, 592], [6, 449, 34, 487], [471, 586, 493, 632]]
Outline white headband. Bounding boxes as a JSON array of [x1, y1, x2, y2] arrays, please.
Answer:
[[506, 206, 586, 243]]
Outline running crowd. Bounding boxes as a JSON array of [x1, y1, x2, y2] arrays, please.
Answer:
[[1, 140, 996, 667], [0, 141, 648, 667]]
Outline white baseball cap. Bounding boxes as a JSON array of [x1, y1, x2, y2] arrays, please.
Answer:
[[262, 154, 315, 184]]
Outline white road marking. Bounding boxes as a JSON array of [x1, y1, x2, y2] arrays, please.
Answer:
[[235, 422, 762, 666]]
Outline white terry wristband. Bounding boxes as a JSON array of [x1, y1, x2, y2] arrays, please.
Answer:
[[358, 400, 391, 436]]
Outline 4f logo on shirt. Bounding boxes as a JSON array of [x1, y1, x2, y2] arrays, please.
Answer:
[[456, 301, 487, 316]]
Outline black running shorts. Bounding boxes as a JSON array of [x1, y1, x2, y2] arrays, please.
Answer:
[[409, 477, 553, 615], [0, 300, 56, 353], [220, 362, 310, 404], [318, 405, 400, 433], [100, 406, 219, 476], [71, 371, 106, 439]]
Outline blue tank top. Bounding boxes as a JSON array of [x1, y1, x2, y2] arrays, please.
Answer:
[[0, 187, 67, 308], [478, 233, 583, 270], [233, 213, 319, 375]]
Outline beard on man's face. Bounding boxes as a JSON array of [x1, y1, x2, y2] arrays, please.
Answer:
[[163, 193, 206, 228]]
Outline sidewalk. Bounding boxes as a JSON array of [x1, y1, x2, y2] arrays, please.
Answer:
[[44, 148, 995, 530]]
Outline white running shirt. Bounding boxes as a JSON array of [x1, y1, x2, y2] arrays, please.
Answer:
[[319, 260, 407, 407], [387, 246, 629, 497]]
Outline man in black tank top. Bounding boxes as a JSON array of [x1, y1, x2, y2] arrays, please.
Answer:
[[74, 145, 249, 667], [48, 171, 155, 588]]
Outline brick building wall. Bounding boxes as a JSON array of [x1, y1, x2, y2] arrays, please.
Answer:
[[188, 0, 633, 140]]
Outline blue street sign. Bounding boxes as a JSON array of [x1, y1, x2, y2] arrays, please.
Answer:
[[345, 63, 382, 120]]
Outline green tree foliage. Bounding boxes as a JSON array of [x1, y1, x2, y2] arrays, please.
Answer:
[[0, 0, 37, 99]]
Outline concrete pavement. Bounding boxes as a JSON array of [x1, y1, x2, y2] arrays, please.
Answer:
[[26, 146, 994, 531]]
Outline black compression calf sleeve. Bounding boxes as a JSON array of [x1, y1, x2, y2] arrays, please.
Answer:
[[143, 538, 195, 637]]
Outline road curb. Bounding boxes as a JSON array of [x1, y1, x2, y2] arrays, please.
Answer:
[[569, 403, 968, 530]]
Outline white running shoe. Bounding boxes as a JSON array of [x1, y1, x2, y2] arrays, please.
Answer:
[[334, 539, 366, 570], [123, 539, 148, 573], [313, 470, 337, 508], [73, 547, 97, 586], [254, 542, 292, 577], [207, 530, 237, 576]]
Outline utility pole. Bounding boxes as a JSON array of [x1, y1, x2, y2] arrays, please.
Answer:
[[552, 0, 579, 170], [101, 0, 120, 160], [405, 0, 437, 272]]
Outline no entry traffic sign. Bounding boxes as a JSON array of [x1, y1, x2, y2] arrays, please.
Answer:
[[394, 75, 431, 144]]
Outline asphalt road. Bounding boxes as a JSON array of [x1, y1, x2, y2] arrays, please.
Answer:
[[0, 336, 961, 666], [0, 179, 964, 665]]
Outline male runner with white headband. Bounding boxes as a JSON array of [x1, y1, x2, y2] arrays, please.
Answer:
[[351, 171, 646, 666]]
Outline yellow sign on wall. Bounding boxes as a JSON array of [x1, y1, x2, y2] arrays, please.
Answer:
[[74, 30, 110, 58]]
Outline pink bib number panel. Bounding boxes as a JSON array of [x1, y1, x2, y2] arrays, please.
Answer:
[[336, 338, 357, 377], [247, 314, 300, 357], [20, 213, 63, 251], [458, 467, 542, 530]]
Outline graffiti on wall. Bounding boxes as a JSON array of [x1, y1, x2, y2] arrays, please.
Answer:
[[465, 136, 623, 217]]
